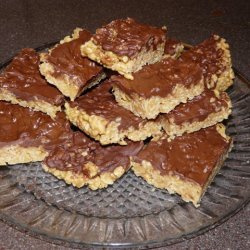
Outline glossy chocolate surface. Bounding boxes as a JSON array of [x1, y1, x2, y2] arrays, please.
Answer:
[[70, 81, 145, 130], [46, 29, 103, 88], [160, 90, 230, 125], [44, 131, 143, 176], [0, 49, 64, 105], [111, 57, 203, 98], [92, 18, 166, 58], [134, 126, 231, 186], [180, 35, 225, 82], [0, 101, 72, 150]]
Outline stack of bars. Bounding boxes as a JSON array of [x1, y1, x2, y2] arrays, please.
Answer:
[[0, 18, 234, 207]]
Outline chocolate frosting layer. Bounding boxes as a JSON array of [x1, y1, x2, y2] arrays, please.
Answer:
[[44, 131, 143, 176], [180, 35, 225, 82], [0, 49, 64, 105], [111, 58, 203, 98], [133, 126, 231, 186], [70, 81, 145, 130], [0, 101, 72, 150], [92, 18, 166, 58], [46, 29, 103, 88], [159, 90, 230, 125]]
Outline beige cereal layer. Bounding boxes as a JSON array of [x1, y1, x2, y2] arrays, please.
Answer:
[[43, 164, 126, 190], [81, 41, 165, 80], [65, 103, 162, 145], [214, 36, 234, 91], [0, 145, 48, 166], [131, 125, 232, 206], [0, 88, 61, 119], [40, 28, 105, 101], [112, 80, 204, 119]]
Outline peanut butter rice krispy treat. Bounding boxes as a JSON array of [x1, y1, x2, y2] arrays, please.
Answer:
[[65, 81, 162, 145], [0, 101, 72, 166], [181, 35, 234, 91], [0, 49, 64, 118], [163, 39, 184, 59], [158, 90, 232, 139], [81, 18, 166, 79], [112, 57, 204, 119], [131, 124, 232, 207], [42, 132, 143, 190], [40, 28, 105, 101]]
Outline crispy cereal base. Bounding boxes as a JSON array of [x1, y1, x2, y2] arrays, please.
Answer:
[[213, 36, 234, 91], [0, 145, 48, 166], [42, 163, 126, 190]]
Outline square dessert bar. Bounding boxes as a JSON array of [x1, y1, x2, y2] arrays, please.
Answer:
[[0, 101, 72, 166], [131, 124, 232, 207], [42, 132, 143, 190], [158, 90, 232, 139], [0, 49, 64, 118], [181, 35, 234, 91], [81, 18, 166, 79], [40, 28, 105, 101], [112, 57, 204, 119], [65, 80, 162, 145]]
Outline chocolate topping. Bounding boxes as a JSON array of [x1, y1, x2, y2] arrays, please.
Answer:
[[180, 35, 225, 82], [46, 29, 103, 89], [134, 126, 231, 186], [159, 90, 230, 125], [0, 49, 64, 106], [70, 81, 145, 130], [111, 58, 203, 98], [92, 18, 166, 58], [0, 101, 72, 150], [44, 131, 143, 176]]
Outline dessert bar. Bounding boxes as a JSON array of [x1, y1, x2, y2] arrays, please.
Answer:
[[131, 124, 232, 206], [43, 132, 143, 189], [81, 18, 166, 79], [65, 80, 162, 145], [0, 49, 64, 118], [40, 28, 105, 101], [159, 90, 232, 139], [0, 101, 72, 165], [112, 58, 204, 119]]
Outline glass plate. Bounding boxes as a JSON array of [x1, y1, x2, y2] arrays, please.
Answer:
[[0, 44, 249, 249]]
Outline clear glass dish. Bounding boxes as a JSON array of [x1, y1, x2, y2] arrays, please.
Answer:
[[0, 44, 249, 249]]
